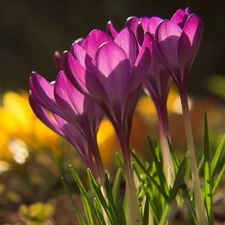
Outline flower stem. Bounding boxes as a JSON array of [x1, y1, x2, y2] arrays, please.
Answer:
[[179, 85, 208, 225], [156, 102, 175, 188], [116, 124, 142, 225], [88, 136, 105, 186]]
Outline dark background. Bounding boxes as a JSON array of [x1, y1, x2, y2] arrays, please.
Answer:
[[1, 0, 224, 97]]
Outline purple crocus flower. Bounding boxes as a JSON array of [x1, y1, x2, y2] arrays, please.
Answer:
[[29, 70, 105, 183], [154, 9, 207, 224], [154, 8, 203, 88], [113, 15, 175, 186], [63, 28, 153, 224], [63, 28, 153, 164]]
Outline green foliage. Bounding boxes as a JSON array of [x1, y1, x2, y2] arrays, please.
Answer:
[[19, 202, 54, 224], [62, 122, 225, 225]]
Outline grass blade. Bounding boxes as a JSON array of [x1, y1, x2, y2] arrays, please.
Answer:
[[131, 150, 168, 201], [212, 163, 225, 195], [61, 177, 87, 225], [203, 113, 213, 225], [147, 137, 169, 194], [211, 135, 225, 178]]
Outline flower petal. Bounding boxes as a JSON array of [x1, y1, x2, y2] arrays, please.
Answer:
[[63, 51, 107, 102], [93, 42, 130, 103], [114, 28, 139, 67], [129, 32, 153, 93], [107, 21, 118, 38], [125, 17, 139, 34], [54, 51, 63, 72], [54, 71, 85, 118], [171, 8, 192, 28], [70, 42, 92, 68], [29, 72, 64, 118], [82, 29, 113, 58], [178, 14, 203, 76], [155, 20, 182, 74], [143, 61, 172, 103], [146, 17, 163, 36], [140, 17, 151, 31], [53, 114, 88, 158], [29, 94, 64, 136]]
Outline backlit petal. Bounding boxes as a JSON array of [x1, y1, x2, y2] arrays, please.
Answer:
[[178, 14, 203, 75], [147, 17, 163, 36], [129, 33, 153, 93], [63, 51, 107, 102], [155, 20, 182, 74], [114, 28, 138, 66], [125, 17, 139, 34], [29, 94, 64, 136], [171, 8, 192, 28], [70, 42, 92, 68], [30, 72, 64, 118], [93, 42, 130, 103], [82, 29, 113, 58], [54, 71, 85, 118], [107, 21, 118, 38]]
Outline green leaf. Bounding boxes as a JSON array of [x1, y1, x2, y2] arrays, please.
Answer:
[[159, 154, 188, 225], [61, 177, 87, 225], [81, 194, 95, 225], [203, 112, 213, 225], [212, 163, 225, 195], [147, 137, 169, 195], [142, 197, 150, 225], [168, 154, 188, 201], [112, 168, 122, 205], [211, 135, 225, 178], [87, 169, 121, 225], [69, 165, 98, 225], [131, 150, 168, 201], [104, 172, 121, 225]]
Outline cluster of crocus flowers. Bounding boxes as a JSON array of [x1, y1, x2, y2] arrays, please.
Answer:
[[29, 7, 205, 225]]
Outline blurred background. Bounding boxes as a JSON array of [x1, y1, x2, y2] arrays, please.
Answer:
[[0, 0, 225, 96]]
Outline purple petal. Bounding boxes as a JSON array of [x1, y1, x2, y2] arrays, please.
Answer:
[[107, 21, 118, 38], [125, 17, 149, 45], [129, 32, 153, 93], [178, 14, 203, 76], [54, 51, 63, 72], [143, 61, 172, 103], [53, 114, 88, 158], [125, 17, 139, 34], [29, 94, 64, 136], [75, 38, 85, 47], [70, 42, 92, 69], [140, 17, 151, 31], [63, 51, 108, 102], [29, 72, 65, 118], [125, 85, 142, 137], [147, 17, 163, 36], [93, 42, 131, 103], [114, 28, 139, 67], [54, 71, 86, 118], [82, 29, 113, 58], [155, 20, 182, 74], [171, 8, 192, 28]]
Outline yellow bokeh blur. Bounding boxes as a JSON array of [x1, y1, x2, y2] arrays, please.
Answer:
[[0, 91, 62, 165], [0, 87, 189, 169]]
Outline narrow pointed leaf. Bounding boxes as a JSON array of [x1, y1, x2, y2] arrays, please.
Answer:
[[203, 113, 213, 225]]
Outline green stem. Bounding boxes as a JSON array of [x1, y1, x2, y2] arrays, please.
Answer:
[[88, 136, 105, 186], [116, 123, 142, 225], [179, 85, 208, 225], [156, 103, 175, 188]]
